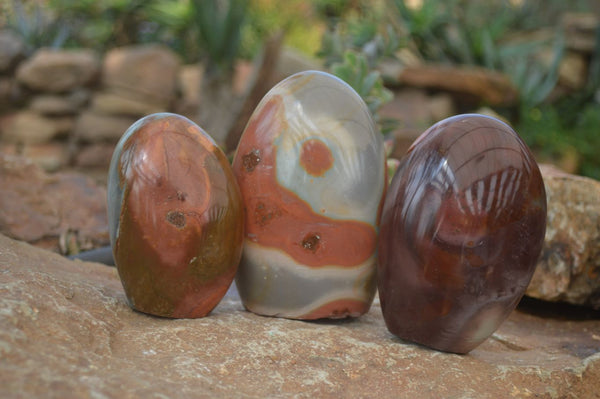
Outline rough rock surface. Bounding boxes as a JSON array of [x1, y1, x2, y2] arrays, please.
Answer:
[[102, 44, 179, 106], [73, 110, 137, 143], [527, 165, 600, 309], [20, 142, 70, 172], [1, 142, 72, 173], [16, 48, 100, 93], [90, 90, 166, 117], [29, 90, 90, 116], [0, 154, 108, 252], [0, 233, 598, 398], [1, 110, 73, 144], [386, 64, 519, 106]]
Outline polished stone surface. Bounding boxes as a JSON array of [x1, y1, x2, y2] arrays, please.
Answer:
[[107, 113, 244, 318], [233, 71, 386, 319], [378, 114, 547, 353]]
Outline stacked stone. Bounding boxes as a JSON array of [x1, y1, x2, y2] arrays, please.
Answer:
[[0, 37, 183, 173], [73, 45, 180, 169], [379, 13, 600, 160], [0, 32, 100, 171]]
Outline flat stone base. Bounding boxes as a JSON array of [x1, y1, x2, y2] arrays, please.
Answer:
[[0, 233, 598, 398]]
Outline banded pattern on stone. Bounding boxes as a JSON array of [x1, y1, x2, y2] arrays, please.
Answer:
[[233, 71, 386, 319]]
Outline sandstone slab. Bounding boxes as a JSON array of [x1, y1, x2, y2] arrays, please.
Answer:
[[0, 233, 598, 398], [0, 110, 73, 144], [102, 44, 179, 106], [0, 154, 108, 252], [29, 90, 90, 116], [388, 64, 519, 107], [73, 110, 137, 143], [527, 165, 600, 309], [16, 48, 100, 93], [90, 90, 167, 117]]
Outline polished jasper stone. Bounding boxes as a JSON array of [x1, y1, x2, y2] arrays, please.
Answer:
[[232, 71, 386, 320], [107, 113, 244, 318], [378, 114, 547, 353]]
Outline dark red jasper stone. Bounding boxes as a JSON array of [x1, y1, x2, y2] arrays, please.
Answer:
[[377, 114, 547, 354]]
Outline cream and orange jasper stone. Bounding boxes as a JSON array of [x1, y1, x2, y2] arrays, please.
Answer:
[[232, 71, 386, 319]]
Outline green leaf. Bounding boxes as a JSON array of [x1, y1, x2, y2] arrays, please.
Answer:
[[330, 50, 393, 133]]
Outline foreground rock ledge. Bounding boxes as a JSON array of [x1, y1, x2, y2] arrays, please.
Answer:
[[0, 234, 598, 398]]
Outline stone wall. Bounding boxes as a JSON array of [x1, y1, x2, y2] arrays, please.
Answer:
[[0, 12, 597, 175], [0, 34, 199, 174]]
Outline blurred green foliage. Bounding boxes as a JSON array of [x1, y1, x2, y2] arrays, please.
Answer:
[[3, 0, 72, 52], [388, 0, 572, 106], [242, 1, 325, 59], [518, 25, 600, 180], [2, 0, 327, 63], [318, 0, 600, 178], [518, 101, 600, 180], [3, 0, 183, 53], [317, 1, 400, 134], [190, 0, 248, 76], [385, 0, 600, 178], [2, 0, 600, 178], [392, 0, 556, 67], [331, 51, 395, 134]]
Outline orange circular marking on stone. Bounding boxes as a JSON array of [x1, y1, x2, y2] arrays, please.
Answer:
[[299, 139, 334, 177]]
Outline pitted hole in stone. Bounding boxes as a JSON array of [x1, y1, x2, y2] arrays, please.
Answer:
[[242, 149, 261, 172], [255, 202, 281, 227], [302, 233, 321, 252], [166, 211, 186, 228], [176, 191, 187, 201]]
